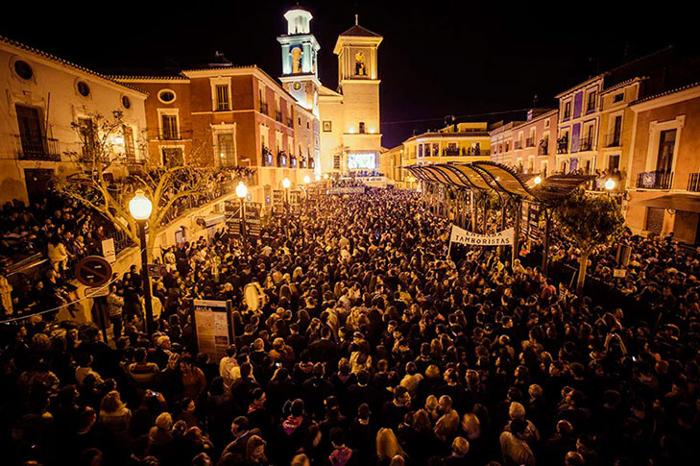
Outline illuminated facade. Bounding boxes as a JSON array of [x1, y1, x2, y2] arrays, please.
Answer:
[[625, 83, 700, 243], [318, 17, 383, 174], [0, 36, 147, 204], [490, 109, 557, 176]]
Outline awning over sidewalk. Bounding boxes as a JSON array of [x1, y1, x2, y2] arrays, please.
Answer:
[[404, 162, 592, 204], [636, 194, 700, 213]]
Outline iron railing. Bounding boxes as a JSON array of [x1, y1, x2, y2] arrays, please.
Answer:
[[15, 135, 61, 161], [637, 170, 673, 190], [688, 173, 700, 192]]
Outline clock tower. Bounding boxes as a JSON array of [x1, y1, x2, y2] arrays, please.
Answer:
[[277, 6, 320, 117]]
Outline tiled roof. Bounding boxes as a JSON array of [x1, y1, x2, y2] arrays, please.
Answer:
[[339, 24, 381, 38], [632, 81, 700, 105], [0, 35, 148, 96]]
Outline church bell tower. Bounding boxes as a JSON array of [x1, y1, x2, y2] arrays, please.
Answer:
[[277, 6, 320, 117]]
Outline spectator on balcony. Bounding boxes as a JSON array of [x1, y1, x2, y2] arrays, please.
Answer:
[[47, 235, 70, 273]]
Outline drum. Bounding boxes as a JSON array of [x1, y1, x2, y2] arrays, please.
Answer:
[[243, 282, 266, 312]]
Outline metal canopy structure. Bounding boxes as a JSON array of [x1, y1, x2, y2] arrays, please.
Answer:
[[405, 162, 592, 204]]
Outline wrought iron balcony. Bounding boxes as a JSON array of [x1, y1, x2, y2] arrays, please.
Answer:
[[525, 137, 535, 147], [604, 132, 621, 147], [579, 136, 595, 152], [637, 170, 673, 190], [259, 102, 268, 114], [275, 111, 283, 122], [513, 141, 523, 150], [15, 135, 61, 161], [277, 151, 287, 168], [688, 173, 700, 192], [261, 146, 274, 167], [538, 140, 549, 155]]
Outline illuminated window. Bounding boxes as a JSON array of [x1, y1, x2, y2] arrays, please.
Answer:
[[161, 114, 178, 140], [123, 125, 135, 160], [217, 133, 236, 166]]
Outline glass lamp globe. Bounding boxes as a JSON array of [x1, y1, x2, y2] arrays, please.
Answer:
[[303, 175, 311, 185], [129, 190, 153, 221], [604, 178, 616, 191], [315, 174, 321, 182], [235, 181, 248, 199], [533, 175, 543, 186], [282, 177, 291, 189]]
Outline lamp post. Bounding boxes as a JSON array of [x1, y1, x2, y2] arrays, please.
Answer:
[[235, 181, 248, 237], [282, 177, 291, 210], [128, 190, 155, 337], [533, 175, 543, 186]]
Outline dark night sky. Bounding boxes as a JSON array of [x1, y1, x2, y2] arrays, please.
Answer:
[[0, 1, 693, 147]]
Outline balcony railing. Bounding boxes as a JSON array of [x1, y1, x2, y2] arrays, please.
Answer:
[[579, 136, 595, 152], [525, 137, 535, 147], [513, 141, 523, 150], [688, 173, 700, 192], [287, 118, 293, 128], [440, 148, 489, 157], [277, 151, 287, 168], [557, 138, 569, 154], [538, 140, 549, 156], [604, 132, 621, 147], [290, 155, 298, 168], [275, 111, 283, 122], [260, 102, 268, 114], [261, 146, 274, 167], [637, 170, 673, 190], [15, 135, 61, 161]]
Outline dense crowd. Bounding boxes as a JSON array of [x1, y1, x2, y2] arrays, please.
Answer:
[[1, 189, 699, 466]]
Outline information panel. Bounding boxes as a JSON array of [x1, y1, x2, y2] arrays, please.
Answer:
[[193, 299, 233, 361]]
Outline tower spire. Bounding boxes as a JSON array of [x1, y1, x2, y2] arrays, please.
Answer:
[[355, 14, 359, 26]]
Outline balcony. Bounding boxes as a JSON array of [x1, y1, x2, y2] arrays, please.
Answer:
[[277, 151, 287, 168], [15, 135, 61, 161], [275, 111, 283, 123], [513, 141, 523, 150], [287, 118, 294, 128], [440, 148, 489, 157], [290, 155, 298, 168], [525, 137, 535, 148], [538, 140, 549, 156], [556, 137, 569, 154], [443, 148, 460, 156], [688, 173, 700, 192], [579, 136, 595, 152], [604, 132, 621, 147], [259, 102, 268, 115], [261, 146, 274, 167], [637, 170, 673, 190]]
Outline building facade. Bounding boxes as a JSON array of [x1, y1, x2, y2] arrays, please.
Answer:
[[318, 18, 383, 175], [490, 109, 557, 176], [115, 62, 317, 204], [625, 83, 700, 243], [0, 36, 148, 204]]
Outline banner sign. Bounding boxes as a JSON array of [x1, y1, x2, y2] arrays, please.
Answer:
[[193, 299, 233, 361], [450, 224, 515, 246], [327, 186, 366, 195], [101, 238, 116, 264]]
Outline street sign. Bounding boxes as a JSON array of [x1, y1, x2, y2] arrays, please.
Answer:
[[75, 256, 112, 287]]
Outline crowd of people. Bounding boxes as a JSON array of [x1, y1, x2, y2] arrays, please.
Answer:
[[1, 188, 699, 466]]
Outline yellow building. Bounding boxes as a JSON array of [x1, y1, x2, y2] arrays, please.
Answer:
[[319, 17, 383, 175], [382, 122, 491, 186]]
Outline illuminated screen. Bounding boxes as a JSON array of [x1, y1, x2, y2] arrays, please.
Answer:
[[348, 152, 376, 169]]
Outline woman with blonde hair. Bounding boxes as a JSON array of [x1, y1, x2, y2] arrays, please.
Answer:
[[376, 427, 406, 466], [99, 390, 131, 433]]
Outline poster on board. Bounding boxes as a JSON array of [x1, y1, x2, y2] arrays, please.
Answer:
[[193, 299, 233, 361]]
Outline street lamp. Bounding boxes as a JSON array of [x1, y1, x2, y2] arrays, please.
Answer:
[[315, 174, 321, 182], [604, 178, 616, 191], [533, 175, 543, 186], [302, 175, 311, 201], [282, 177, 291, 208], [303, 175, 311, 185], [128, 190, 155, 337], [235, 181, 248, 237]]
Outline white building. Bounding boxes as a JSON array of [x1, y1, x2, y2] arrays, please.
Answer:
[[0, 36, 148, 204]]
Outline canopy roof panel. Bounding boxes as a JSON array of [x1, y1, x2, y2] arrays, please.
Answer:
[[405, 162, 593, 203]]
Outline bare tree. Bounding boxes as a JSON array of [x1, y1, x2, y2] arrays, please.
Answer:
[[58, 110, 244, 260]]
